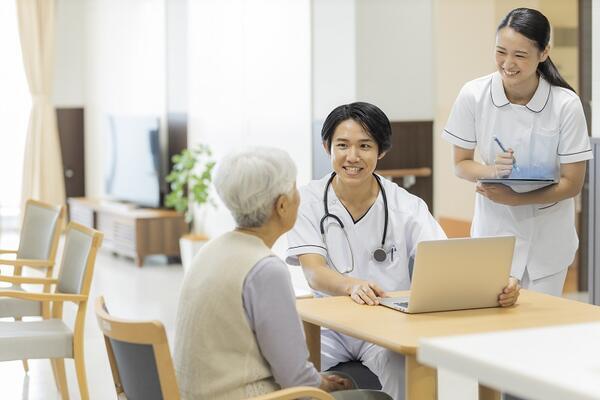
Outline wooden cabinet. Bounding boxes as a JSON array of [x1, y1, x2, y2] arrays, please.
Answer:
[[68, 198, 187, 267]]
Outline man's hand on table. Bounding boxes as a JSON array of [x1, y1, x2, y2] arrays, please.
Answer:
[[347, 279, 386, 306], [499, 277, 520, 307]]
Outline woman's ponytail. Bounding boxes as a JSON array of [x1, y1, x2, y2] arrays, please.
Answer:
[[537, 56, 575, 92]]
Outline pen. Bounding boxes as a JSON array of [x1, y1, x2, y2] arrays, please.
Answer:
[[493, 136, 519, 172]]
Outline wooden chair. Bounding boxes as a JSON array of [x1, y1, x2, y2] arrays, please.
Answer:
[[0, 199, 64, 373], [95, 296, 335, 400], [0, 199, 65, 320], [0, 222, 103, 400]]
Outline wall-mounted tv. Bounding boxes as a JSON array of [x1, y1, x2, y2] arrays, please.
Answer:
[[104, 115, 162, 208]]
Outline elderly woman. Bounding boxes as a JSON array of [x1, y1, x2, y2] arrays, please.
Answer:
[[174, 147, 390, 400]]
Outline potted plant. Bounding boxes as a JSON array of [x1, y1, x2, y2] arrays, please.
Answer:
[[165, 144, 215, 271]]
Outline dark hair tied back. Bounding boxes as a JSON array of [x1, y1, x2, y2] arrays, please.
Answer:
[[498, 8, 574, 92], [321, 102, 392, 156]]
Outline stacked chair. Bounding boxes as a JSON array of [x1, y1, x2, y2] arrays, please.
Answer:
[[0, 199, 64, 321], [0, 221, 103, 400], [0, 199, 64, 373]]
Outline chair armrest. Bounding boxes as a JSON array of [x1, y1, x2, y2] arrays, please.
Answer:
[[0, 249, 17, 255], [0, 276, 58, 285], [0, 290, 86, 303], [247, 387, 334, 400], [0, 258, 54, 268]]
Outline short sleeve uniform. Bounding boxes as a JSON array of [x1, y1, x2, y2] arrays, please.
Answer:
[[442, 72, 593, 280], [286, 174, 446, 293]]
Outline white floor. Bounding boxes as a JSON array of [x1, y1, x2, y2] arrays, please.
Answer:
[[0, 229, 187, 399], [0, 230, 311, 400]]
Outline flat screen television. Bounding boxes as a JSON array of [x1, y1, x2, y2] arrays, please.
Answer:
[[104, 115, 162, 208]]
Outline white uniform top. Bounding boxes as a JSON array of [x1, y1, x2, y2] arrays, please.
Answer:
[[442, 72, 593, 280], [286, 174, 446, 293]]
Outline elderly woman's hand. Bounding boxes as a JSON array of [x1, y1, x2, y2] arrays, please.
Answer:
[[347, 280, 386, 306], [499, 277, 520, 307], [319, 374, 353, 392]]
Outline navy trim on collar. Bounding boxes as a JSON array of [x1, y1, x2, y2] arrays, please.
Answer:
[[490, 73, 509, 108], [490, 72, 551, 112], [525, 76, 551, 113]]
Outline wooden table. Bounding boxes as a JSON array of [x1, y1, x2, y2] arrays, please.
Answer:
[[297, 290, 600, 400], [419, 322, 600, 400]]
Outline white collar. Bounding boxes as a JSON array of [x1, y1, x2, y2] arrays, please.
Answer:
[[490, 71, 551, 113]]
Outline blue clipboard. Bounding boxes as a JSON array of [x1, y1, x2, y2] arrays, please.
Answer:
[[478, 178, 557, 185]]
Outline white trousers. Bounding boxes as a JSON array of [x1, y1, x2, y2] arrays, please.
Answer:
[[520, 268, 568, 297], [321, 329, 405, 400]]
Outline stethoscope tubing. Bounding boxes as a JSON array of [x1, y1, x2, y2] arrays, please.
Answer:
[[320, 172, 389, 273]]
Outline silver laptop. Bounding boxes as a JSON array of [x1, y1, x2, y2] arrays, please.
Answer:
[[380, 236, 515, 314]]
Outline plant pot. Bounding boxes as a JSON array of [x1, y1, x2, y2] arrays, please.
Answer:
[[179, 233, 210, 273]]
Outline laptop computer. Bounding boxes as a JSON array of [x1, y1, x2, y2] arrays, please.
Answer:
[[380, 236, 515, 314]]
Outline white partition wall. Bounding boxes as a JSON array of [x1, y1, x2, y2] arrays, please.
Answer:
[[589, 0, 600, 303]]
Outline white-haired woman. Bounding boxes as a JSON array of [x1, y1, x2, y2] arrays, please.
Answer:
[[173, 147, 390, 400]]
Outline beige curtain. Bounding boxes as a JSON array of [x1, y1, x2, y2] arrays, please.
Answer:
[[16, 0, 65, 209]]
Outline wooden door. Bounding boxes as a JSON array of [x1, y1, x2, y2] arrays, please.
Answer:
[[56, 108, 85, 198]]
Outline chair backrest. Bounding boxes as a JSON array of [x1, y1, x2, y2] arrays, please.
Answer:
[[17, 199, 64, 261], [56, 222, 102, 295], [95, 296, 180, 400]]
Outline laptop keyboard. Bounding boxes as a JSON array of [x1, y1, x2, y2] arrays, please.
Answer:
[[394, 302, 409, 308]]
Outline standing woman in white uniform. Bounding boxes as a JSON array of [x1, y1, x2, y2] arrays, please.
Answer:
[[443, 8, 593, 296], [287, 102, 520, 400]]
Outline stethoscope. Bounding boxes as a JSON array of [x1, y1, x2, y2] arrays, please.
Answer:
[[320, 172, 389, 274]]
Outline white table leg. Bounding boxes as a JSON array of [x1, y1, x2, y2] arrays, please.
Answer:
[[437, 367, 478, 400]]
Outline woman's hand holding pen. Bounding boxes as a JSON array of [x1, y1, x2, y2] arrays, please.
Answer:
[[493, 149, 516, 178]]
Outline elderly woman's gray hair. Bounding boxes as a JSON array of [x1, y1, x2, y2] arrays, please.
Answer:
[[214, 147, 297, 228]]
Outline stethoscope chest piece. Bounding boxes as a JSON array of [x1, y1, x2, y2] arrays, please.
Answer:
[[373, 247, 387, 263]]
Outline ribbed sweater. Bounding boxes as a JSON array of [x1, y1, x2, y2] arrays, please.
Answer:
[[174, 231, 279, 400]]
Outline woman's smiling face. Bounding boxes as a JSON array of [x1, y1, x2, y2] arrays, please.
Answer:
[[495, 27, 547, 88]]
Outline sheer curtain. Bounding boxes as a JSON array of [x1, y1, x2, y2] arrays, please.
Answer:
[[16, 0, 65, 210], [0, 1, 30, 227]]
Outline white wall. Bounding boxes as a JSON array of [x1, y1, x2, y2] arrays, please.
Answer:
[[187, 0, 312, 245], [312, 0, 357, 121], [593, 0, 600, 138], [54, 0, 85, 106], [356, 0, 434, 120], [433, 0, 496, 221], [311, 0, 434, 179], [82, 0, 166, 197], [166, 0, 187, 114]]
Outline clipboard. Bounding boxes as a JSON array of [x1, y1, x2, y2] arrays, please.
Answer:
[[477, 178, 557, 185]]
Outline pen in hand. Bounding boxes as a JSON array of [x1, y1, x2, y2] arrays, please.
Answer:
[[493, 136, 520, 173]]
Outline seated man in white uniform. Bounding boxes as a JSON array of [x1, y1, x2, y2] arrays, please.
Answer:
[[286, 102, 521, 400], [173, 147, 392, 400]]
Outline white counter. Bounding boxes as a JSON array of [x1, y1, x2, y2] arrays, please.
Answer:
[[418, 322, 600, 400]]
